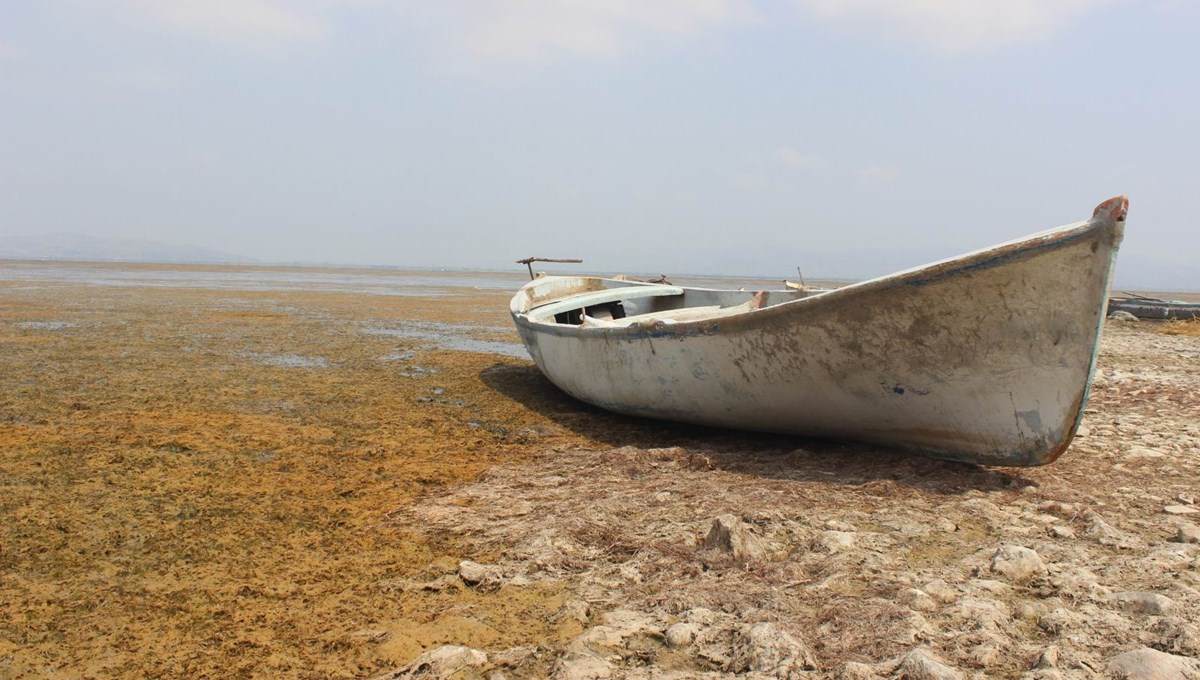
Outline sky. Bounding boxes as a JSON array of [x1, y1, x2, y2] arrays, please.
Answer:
[[1, 1, 1198, 287]]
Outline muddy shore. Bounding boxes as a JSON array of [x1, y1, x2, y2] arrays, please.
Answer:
[[1, 263, 1198, 679]]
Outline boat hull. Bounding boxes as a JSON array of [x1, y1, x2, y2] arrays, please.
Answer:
[[510, 201, 1126, 466]]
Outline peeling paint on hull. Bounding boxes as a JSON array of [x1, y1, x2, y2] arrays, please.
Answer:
[[510, 198, 1127, 467]]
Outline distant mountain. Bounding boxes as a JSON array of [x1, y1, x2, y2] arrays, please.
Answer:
[[0, 233, 255, 264]]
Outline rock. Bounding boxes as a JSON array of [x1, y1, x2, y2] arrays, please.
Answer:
[[1035, 646, 1060, 669], [1109, 311, 1139, 322], [902, 588, 938, 612], [973, 579, 1011, 595], [728, 622, 818, 676], [820, 530, 856, 553], [935, 518, 957, 533], [897, 648, 964, 680], [554, 652, 613, 680], [566, 610, 659, 654], [990, 545, 1046, 581], [1107, 647, 1200, 679], [1179, 492, 1196, 505], [838, 661, 879, 680], [458, 560, 504, 589], [825, 519, 857, 532], [1172, 524, 1200, 544], [561, 600, 591, 625], [1164, 505, 1200, 516], [1076, 425, 1091, 437], [1128, 447, 1166, 460], [1108, 592, 1176, 616], [1038, 608, 1078, 636], [956, 598, 1009, 632], [922, 579, 958, 604], [1048, 525, 1075, 539], [684, 607, 719, 625], [664, 622, 699, 648], [386, 645, 488, 679], [704, 514, 766, 561], [1149, 617, 1200, 656]]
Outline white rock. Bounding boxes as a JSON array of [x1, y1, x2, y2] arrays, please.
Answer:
[[897, 648, 964, 680], [728, 622, 817, 676], [392, 645, 488, 679], [990, 545, 1046, 581], [704, 514, 766, 561], [1165, 505, 1200, 516], [554, 652, 613, 680], [1107, 647, 1200, 679], [1108, 592, 1176, 616], [922, 579, 958, 604], [1174, 524, 1200, 544], [935, 518, 957, 533], [458, 560, 504, 589], [820, 530, 856, 553], [664, 622, 699, 648], [1048, 525, 1075, 539]]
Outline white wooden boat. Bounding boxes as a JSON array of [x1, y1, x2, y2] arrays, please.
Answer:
[[509, 197, 1128, 466]]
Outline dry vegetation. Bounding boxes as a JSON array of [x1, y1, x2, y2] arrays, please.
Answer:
[[1, 264, 1198, 679]]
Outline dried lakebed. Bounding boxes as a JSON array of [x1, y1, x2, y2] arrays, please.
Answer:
[[0, 266, 1198, 679]]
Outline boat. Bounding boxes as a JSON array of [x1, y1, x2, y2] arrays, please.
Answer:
[[509, 197, 1128, 466], [1107, 295, 1200, 320]]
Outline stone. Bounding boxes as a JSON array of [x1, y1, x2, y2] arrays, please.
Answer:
[[728, 622, 817, 676], [1173, 524, 1200, 544], [902, 588, 938, 612], [820, 530, 856, 553], [458, 560, 504, 589], [1128, 447, 1166, 460], [935, 518, 957, 532], [664, 622, 699, 648], [1109, 310, 1139, 322], [1164, 505, 1200, 516], [990, 545, 1046, 581], [554, 652, 613, 680], [1107, 647, 1200, 679], [897, 648, 964, 680], [956, 598, 1009, 632], [922, 579, 958, 604], [1038, 608, 1078, 636], [1048, 525, 1075, 539], [704, 514, 766, 561], [561, 600, 591, 625], [1179, 492, 1196, 505], [1035, 646, 1060, 669], [387, 645, 488, 679], [1108, 592, 1176, 616], [1149, 617, 1200, 656]]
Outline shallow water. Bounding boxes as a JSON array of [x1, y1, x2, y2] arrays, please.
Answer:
[[363, 322, 528, 359]]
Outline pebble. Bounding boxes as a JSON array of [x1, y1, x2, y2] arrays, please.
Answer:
[[1107, 591, 1176, 616], [922, 579, 958, 604], [1164, 505, 1200, 516], [897, 648, 964, 680], [704, 514, 766, 561], [935, 518, 957, 532], [820, 530, 856, 553], [729, 623, 817, 675], [458, 560, 504, 589], [389, 645, 488, 679], [1107, 647, 1200, 679], [1048, 525, 1075, 539], [1173, 524, 1200, 544], [1179, 492, 1196, 505], [990, 545, 1046, 581], [664, 622, 699, 648], [1127, 447, 1165, 460]]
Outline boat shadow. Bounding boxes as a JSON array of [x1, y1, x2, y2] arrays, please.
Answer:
[[478, 363, 1036, 496]]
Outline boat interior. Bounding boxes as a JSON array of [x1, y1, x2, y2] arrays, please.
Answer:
[[517, 276, 829, 328]]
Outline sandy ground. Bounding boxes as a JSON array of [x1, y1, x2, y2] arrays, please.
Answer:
[[1, 263, 1198, 679]]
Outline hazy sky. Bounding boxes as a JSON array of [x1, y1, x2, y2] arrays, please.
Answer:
[[1, 1, 1198, 285]]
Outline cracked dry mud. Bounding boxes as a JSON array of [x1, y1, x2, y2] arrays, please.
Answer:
[[1, 264, 1198, 679]]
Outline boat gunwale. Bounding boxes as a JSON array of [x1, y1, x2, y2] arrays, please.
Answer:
[[511, 215, 1115, 340]]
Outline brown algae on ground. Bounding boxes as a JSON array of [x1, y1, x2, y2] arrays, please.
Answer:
[[2, 264, 1200, 678]]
